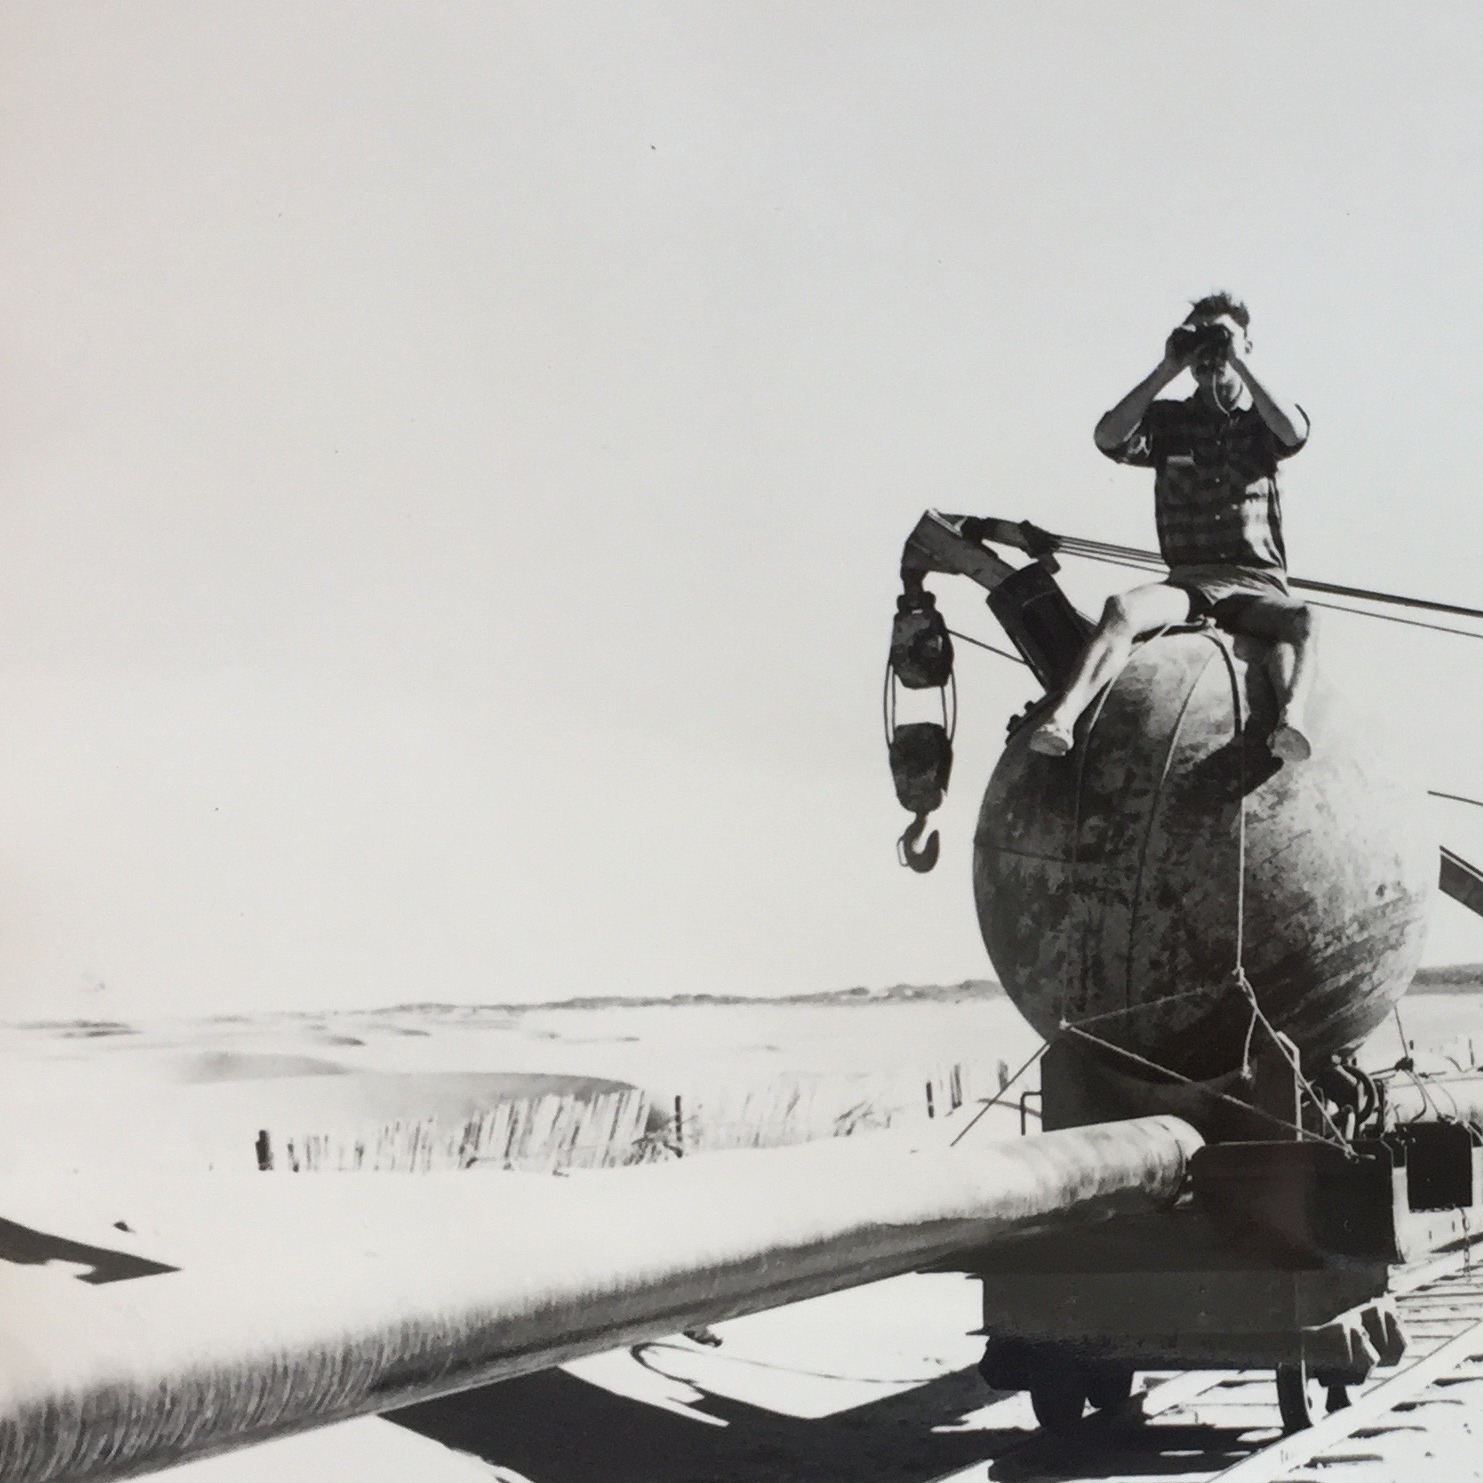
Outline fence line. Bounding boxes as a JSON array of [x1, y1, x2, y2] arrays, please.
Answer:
[[256, 1061, 986, 1173], [259, 1086, 652, 1173], [662, 1060, 976, 1155]]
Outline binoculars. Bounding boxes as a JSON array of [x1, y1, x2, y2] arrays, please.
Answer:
[[1168, 321, 1233, 361]]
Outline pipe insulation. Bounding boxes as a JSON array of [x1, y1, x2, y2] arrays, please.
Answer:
[[0, 1114, 1200, 1483], [1387, 1073, 1483, 1126]]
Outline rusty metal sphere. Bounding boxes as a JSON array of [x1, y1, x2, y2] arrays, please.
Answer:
[[973, 630, 1435, 1080]]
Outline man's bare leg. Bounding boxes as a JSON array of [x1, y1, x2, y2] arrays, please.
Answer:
[[1219, 595, 1318, 761], [1029, 582, 1194, 755]]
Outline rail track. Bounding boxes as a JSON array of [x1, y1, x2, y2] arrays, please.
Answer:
[[930, 1245, 1483, 1482]]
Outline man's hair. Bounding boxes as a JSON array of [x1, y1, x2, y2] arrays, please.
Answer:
[[1186, 291, 1249, 329]]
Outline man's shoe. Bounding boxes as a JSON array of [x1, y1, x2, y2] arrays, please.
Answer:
[[1028, 720, 1074, 757], [1271, 719, 1312, 763]]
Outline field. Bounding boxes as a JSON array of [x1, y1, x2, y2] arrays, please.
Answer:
[[0, 982, 1038, 1176], [2, 972, 1477, 1178]]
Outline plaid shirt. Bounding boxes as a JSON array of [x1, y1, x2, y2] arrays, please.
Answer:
[[1105, 393, 1305, 579]]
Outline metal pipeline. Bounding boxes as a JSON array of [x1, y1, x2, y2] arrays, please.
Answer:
[[1387, 1072, 1483, 1126], [0, 1115, 1199, 1482]]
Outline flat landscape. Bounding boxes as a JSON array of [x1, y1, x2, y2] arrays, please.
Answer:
[[0, 982, 1031, 1175], [1, 972, 1476, 1176]]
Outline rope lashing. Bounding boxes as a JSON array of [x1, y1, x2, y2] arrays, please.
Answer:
[[1066, 985, 1216, 1027], [1057, 1022, 1349, 1151]]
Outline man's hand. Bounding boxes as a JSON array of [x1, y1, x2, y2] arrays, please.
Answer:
[[1162, 325, 1197, 372], [1209, 319, 1243, 367]]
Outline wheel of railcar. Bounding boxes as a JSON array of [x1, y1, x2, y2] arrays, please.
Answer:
[[1275, 1362, 1323, 1432], [1030, 1364, 1088, 1431], [1085, 1362, 1134, 1411], [977, 1338, 1032, 1393]]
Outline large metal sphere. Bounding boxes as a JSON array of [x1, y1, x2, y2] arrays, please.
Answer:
[[973, 630, 1434, 1080]]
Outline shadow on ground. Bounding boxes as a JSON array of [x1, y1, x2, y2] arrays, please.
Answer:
[[987, 1423, 1252, 1482], [391, 1368, 1271, 1483], [390, 1363, 1003, 1483]]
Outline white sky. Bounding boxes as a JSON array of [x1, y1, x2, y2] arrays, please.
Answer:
[[2, 3, 1482, 1017]]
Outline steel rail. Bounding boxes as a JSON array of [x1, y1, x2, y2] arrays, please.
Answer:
[[1212, 1282, 1483, 1480]]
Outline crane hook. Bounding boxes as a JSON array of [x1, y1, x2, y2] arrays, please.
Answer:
[[897, 813, 940, 873]]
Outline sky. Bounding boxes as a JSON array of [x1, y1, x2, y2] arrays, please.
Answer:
[[2, 3, 1483, 1018]]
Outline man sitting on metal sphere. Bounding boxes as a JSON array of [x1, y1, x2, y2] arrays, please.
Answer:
[[1029, 292, 1315, 762]]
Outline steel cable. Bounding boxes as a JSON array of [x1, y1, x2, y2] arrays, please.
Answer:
[[1054, 540, 1483, 641], [1053, 533, 1483, 622]]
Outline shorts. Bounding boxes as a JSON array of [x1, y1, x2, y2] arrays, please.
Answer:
[[1166, 564, 1292, 624]]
